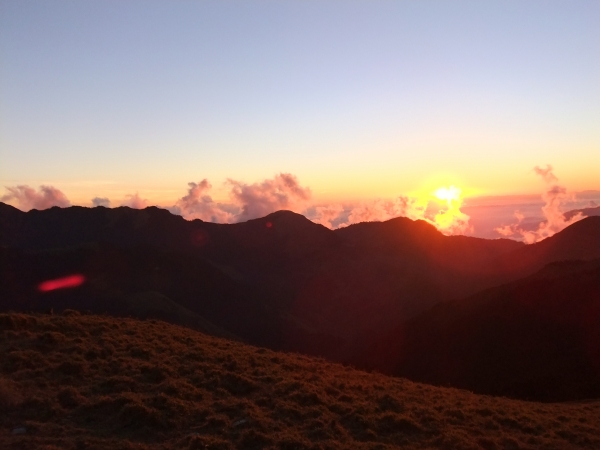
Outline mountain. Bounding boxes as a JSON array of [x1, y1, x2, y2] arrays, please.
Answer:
[[363, 258, 600, 401], [0, 203, 336, 264], [2, 312, 599, 449], [0, 244, 277, 345], [2, 203, 600, 371], [494, 216, 600, 279]]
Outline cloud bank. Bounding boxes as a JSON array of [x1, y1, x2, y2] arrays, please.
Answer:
[[171, 173, 311, 223], [168, 174, 471, 235], [170, 180, 234, 223], [307, 189, 472, 235], [1, 175, 475, 236], [227, 173, 311, 222]]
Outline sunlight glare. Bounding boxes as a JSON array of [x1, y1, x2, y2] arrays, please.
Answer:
[[435, 186, 461, 204]]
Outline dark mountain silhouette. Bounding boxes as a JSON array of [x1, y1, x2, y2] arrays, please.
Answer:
[[363, 258, 600, 401], [493, 216, 600, 280], [2, 202, 600, 398], [0, 244, 279, 345], [0, 204, 524, 356]]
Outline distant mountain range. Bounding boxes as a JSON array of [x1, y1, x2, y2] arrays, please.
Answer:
[[1, 202, 599, 400]]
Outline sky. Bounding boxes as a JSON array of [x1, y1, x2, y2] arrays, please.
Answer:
[[1, 1, 599, 237]]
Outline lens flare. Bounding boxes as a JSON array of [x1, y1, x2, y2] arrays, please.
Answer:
[[38, 274, 85, 292]]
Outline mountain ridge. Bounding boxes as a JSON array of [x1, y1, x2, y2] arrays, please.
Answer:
[[2, 202, 600, 400]]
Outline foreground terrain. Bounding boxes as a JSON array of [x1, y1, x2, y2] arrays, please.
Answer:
[[1, 313, 599, 449]]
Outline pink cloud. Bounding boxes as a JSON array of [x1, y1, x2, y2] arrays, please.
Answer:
[[227, 173, 311, 221], [172, 180, 233, 223], [122, 192, 148, 209], [494, 210, 524, 237], [310, 204, 345, 228], [521, 183, 583, 244], [1, 185, 71, 211], [496, 166, 585, 243]]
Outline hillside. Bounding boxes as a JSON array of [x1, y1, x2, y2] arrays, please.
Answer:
[[0, 245, 281, 347], [2, 313, 600, 449], [364, 259, 600, 402], [494, 217, 600, 279], [2, 203, 600, 372]]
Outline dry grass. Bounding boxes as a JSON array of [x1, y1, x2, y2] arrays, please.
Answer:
[[1, 312, 599, 449]]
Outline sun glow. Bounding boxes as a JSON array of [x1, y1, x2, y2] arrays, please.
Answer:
[[429, 185, 472, 235], [435, 186, 461, 204]]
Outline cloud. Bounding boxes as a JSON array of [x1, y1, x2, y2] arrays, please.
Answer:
[[533, 164, 558, 184], [494, 211, 524, 237], [308, 204, 345, 228], [170, 173, 311, 223], [92, 197, 111, 207], [306, 192, 472, 236], [122, 192, 148, 209], [172, 180, 234, 223], [496, 166, 585, 243], [227, 173, 311, 221], [432, 206, 472, 235], [521, 184, 583, 244], [346, 196, 427, 225], [168, 174, 471, 235], [1, 185, 71, 211]]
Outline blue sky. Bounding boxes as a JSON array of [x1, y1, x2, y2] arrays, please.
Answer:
[[1, 0, 599, 206]]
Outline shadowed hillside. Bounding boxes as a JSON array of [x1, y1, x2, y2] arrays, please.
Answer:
[[2, 203, 600, 371], [2, 312, 600, 449], [364, 259, 600, 402], [494, 217, 600, 279], [0, 245, 281, 345]]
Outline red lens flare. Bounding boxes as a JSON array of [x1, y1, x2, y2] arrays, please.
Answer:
[[266, 221, 273, 228], [38, 274, 85, 292]]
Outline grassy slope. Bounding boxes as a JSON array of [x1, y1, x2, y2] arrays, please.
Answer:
[[1, 313, 599, 450]]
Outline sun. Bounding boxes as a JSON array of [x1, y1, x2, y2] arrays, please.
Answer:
[[434, 186, 461, 203]]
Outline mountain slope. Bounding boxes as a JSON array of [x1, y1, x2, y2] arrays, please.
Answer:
[[2, 312, 599, 449], [2, 204, 600, 366], [0, 245, 279, 345], [364, 258, 600, 401], [495, 217, 600, 278]]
